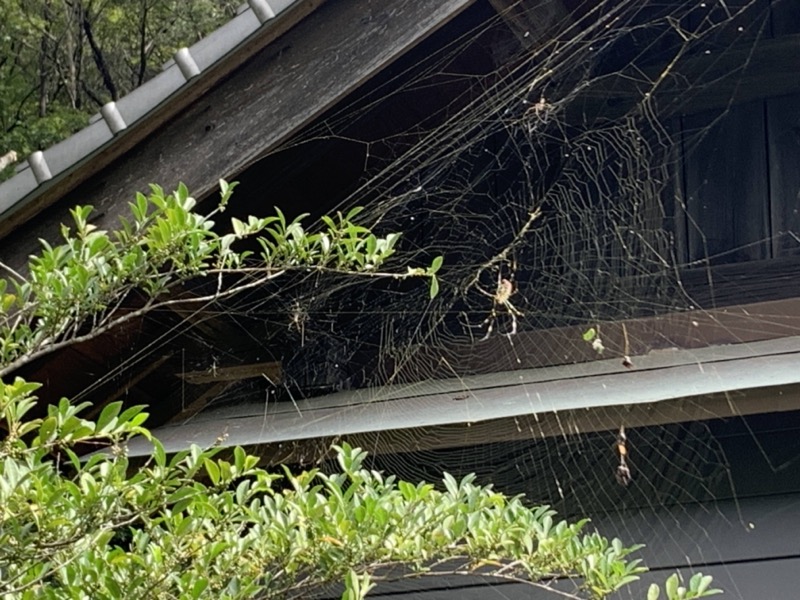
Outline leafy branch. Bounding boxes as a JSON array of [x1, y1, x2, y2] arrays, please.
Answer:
[[0, 379, 721, 599], [0, 180, 441, 376]]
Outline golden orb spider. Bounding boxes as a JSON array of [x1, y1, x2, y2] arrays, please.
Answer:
[[475, 266, 523, 340]]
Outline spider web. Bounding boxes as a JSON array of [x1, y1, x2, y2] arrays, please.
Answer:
[[53, 0, 800, 597]]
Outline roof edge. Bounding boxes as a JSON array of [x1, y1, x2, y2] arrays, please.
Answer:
[[0, 0, 319, 240]]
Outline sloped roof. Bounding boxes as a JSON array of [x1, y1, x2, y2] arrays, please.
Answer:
[[0, 0, 298, 223]]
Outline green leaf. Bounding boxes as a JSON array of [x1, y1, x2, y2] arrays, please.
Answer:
[[205, 458, 220, 486], [191, 578, 208, 599], [232, 217, 245, 237], [665, 573, 679, 598], [429, 275, 439, 299], [96, 401, 123, 432], [38, 415, 57, 442], [429, 255, 444, 274], [648, 584, 660, 600], [582, 327, 597, 342]]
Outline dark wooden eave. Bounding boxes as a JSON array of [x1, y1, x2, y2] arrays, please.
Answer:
[[0, 0, 479, 273]]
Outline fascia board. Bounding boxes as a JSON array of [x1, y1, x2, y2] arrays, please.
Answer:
[[122, 335, 800, 456]]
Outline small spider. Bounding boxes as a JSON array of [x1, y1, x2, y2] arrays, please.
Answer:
[[288, 301, 308, 346], [524, 94, 553, 124], [476, 267, 523, 340]]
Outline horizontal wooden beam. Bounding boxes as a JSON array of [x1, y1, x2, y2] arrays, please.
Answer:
[[177, 360, 282, 384], [569, 32, 800, 121], [680, 256, 800, 307], [397, 296, 800, 380]]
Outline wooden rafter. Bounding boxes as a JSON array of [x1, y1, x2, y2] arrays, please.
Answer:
[[177, 360, 282, 385], [168, 381, 232, 424]]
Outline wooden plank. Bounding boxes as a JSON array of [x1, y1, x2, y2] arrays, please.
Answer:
[[682, 101, 770, 264], [178, 360, 282, 384], [569, 32, 800, 121], [168, 381, 231, 424], [0, 0, 478, 273], [680, 255, 800, 306], [771, 0, 800, 36], [767, 92, 800, 256], [395, 296, 800, 379], [357, 557, 800, 600], [667, 117, 689, 265]]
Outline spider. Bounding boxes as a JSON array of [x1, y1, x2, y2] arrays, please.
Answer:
[[288, 300, 309, 346], [614, 425, 632, 487], [475, 266, 523, 340]]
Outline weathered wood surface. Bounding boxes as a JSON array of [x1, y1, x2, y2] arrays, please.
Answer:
[[772, 0, 800, 36], [570, 32, 800, 122], [767, 92, 800, 256], [680, 255, 800, 306], [0, 0, 477, 273], [682, 101, 769, 264], [396, 296, 800, 379]]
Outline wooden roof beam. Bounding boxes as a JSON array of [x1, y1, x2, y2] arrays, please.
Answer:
[[168, 381, 233, 424], [177, 360, 282, 385], [569, 32, 800, 121]]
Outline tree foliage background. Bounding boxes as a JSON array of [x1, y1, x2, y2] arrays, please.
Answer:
[[0, 0, 239, 179]]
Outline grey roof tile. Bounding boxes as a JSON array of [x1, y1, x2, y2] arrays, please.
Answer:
[[190, 9, 262, 72], [43, 120, 114, 178], [0, 167, 37, 215], [266, 0, 295, 15], [116, 64, 187, 127]]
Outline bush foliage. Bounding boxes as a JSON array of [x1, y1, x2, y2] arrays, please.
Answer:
[[0, 183, 718, 599]]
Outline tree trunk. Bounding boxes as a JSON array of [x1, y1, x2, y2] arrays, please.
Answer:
[[83, 10, 118, 101], [38, 1, 52, 117]]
